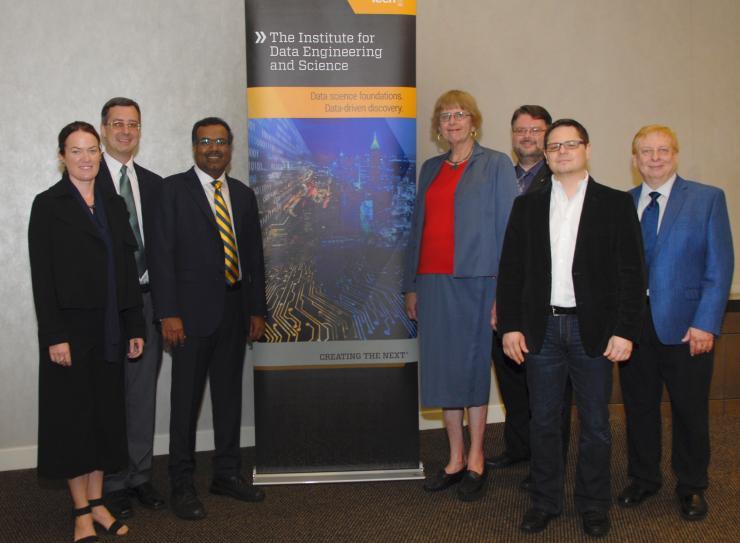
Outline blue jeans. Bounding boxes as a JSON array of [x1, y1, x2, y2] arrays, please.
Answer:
[[526, 315, 613, 514]]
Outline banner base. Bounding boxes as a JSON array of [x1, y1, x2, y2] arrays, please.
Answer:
[[253, 464, 424, 485]]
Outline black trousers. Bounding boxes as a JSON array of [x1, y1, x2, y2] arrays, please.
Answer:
[[492, 331, 572, 461], [168, 289, 247, 487], [619, 306, 713, 496]]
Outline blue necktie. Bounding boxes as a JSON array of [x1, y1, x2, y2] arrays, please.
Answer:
[[641, 191, 661, 269]]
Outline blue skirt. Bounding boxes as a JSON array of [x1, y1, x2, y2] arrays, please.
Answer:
[[416, 275, 495, 408]]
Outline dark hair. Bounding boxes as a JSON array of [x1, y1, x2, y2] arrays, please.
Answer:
[[191, 117, 234, 145], [511, 105, 552, 127], [545, 118, 589, 145], [101, 97, 141, 124], [58, 121, 100, 155]]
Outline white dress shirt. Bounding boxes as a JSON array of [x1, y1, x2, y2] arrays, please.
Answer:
[[104, 153, 148, 283], [194, 165, 242, 279], [549, 173, 589, 307], [636, 173, 676, 230]]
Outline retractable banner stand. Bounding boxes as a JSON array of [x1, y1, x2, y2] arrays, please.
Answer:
[[245, 0, 421, 484]]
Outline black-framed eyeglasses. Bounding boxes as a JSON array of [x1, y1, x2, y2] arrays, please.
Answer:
[[545, 140, 584, 152], [439, 111, 471, 123], [107, 120, 141, 131], [196, 137, 229, 146]]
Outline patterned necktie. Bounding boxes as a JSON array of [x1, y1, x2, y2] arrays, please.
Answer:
[[119, 165, 147, 278], [641, 191, 661, 269], [212, 180, 239, 285]]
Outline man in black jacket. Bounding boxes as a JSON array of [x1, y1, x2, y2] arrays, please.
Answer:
[[488, 106, 572, 490], [497, 119, 645, 538], [150, 118, 267, 520], [97, 97, 166, 518]]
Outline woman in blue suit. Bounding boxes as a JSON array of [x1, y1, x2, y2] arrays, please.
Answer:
[[404, 90, 518, 501]]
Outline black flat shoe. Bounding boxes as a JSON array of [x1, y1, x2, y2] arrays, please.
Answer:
[[103, 489, 133, 519], [129, 481, 166, 510], [89, 499, 127, 536], [456, 469, 488, 502], [423, 467, 466, 492], [72, 505, 99, 543], [485, 453, 528, 469], [582, 510, 610, 538], [617, 483, 658, 508], [210, 475, 265, 502], [171, 486, 207, 520], [520, 508, 558, 533], [679, 493, 708, 521]]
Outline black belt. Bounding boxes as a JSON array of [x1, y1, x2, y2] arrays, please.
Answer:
[[226, 281, 242, 292], [140, 283, 151, 293], [550, 305, 577, 315]]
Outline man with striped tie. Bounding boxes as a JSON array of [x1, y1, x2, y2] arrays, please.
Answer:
[[151, 117, 267, 520]]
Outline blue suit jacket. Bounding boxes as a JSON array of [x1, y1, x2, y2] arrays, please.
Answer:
[[403, 143, 518, 292], [630, 176, 733, 344]]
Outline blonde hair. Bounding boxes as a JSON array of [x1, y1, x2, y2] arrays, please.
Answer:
[[631, 124, 679, 155], [431, 90, 482, 142]]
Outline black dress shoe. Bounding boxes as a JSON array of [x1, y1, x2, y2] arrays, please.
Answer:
[[679, 493, 708, 521], [617, 483, 658, 508], [423, 467, 466, 492], [485, 453, 527, 469], [210, 475, 265, 502], [104, 489, 133, 519], [130, 482, 166, 510], [520, 508, 558, 533], [171, 486, 206, 520], [519, 474, 533, 492], [582, 510, 610, 538], [456, 469, 488, 502]]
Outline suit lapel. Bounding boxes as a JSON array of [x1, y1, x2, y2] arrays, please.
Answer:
[[183, 167, 218, 229], [573, 178, 600, 266], [532, 183, 552, 267], [655, 176, 688, 252], [226, 176, 243, 236], [50, 180, 102, 240]]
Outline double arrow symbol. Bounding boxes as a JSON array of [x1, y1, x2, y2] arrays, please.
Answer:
[[254, 31, 267, 44]]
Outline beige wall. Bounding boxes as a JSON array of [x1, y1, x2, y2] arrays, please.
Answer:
[[418, 0, 739, 296], [0, 0, 738, 469]]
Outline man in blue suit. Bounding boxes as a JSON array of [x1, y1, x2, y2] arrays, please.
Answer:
[[618, 125, 734, 521]]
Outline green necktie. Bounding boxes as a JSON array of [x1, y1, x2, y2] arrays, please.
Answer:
[[119, 165, 147, 278]]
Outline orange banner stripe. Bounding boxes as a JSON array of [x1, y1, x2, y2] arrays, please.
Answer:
[[347, 0, 416, 16], [247, 87, 415, 118]]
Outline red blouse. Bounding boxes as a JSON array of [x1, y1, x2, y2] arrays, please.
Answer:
[[417, 161, 467, 274]]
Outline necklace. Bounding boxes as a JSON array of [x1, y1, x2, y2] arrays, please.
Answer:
[[445, 146, 474, 169]]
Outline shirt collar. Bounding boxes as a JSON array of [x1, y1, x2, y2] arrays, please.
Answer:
[[551, 171, 589, 197], [103, 152, 134, 174], [194, 165, 225, 187], [641, 173, 677, 200]]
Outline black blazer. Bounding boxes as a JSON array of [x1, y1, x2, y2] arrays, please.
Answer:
[[96, 159, 162, 274], [150, 168, 267, 337], [28, 177, 145, 347], [497, 177, 646, 357]]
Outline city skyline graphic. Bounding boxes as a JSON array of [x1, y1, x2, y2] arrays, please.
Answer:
[[249, 118, 417, 342]]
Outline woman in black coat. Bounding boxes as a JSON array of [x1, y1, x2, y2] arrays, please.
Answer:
[[28, 121, 145, 543]]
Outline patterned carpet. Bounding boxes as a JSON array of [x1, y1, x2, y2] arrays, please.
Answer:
[[4, 405, 738, 542]]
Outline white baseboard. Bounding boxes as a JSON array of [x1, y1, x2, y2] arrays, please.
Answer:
[[0, 404, 507, 472]]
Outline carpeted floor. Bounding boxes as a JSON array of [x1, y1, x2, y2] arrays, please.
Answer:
[[4, 406, 738, 542]]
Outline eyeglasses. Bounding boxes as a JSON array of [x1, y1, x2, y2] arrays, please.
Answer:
[[637, 147, 673, 158], [107, 120, 141, 131], [196, 137, 230, 146], [545, 140, 585, 152], [439, 111, 471, 123], [512, 127, 546, 136]]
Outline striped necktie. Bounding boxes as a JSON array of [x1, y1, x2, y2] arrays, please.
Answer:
[[119, 165, 147, 278], [212, 180, 239, 285]]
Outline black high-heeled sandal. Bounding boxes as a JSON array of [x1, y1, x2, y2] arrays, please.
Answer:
[[72, 505, 99, 543], [88, 498, 127, 536]]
